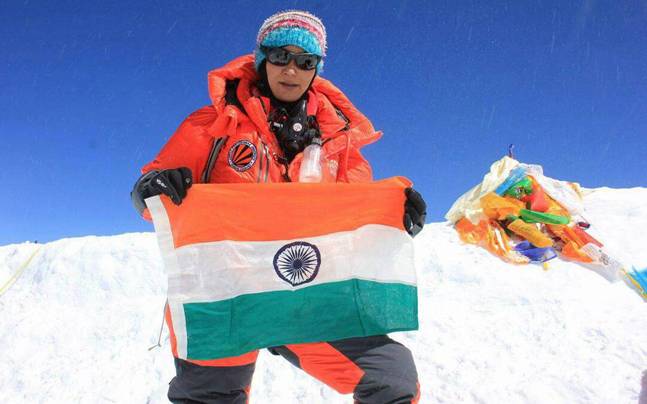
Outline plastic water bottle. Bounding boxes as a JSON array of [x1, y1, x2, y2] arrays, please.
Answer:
[[298, 138, 323, 183]]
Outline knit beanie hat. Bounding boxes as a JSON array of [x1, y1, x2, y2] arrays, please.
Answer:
[[254, 10, 327, 73]]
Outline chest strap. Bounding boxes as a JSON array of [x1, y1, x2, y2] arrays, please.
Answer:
[[201, 136, 229, 183]]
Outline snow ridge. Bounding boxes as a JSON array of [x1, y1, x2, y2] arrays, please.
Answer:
[[1, 187, 646, 403]]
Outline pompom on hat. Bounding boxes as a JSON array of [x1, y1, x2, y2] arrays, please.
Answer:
[[254, 10, 327, 72]]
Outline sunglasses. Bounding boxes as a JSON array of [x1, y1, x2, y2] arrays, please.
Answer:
[[261, 46, 321, 71]]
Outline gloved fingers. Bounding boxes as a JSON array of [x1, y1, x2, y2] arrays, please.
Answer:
[[178, 167, 193, 189], [405, 187, 427, 214], [404, 188, 427, 237], [406, 206, 422, 227], [167, 170, 188, 202], [409, 222, 423, 237], [404, 213, 414, 234], [177, 167, 193, 201], [404, 212, 424, 237], [151, 172, 182, 205], [154, 167, 193, 205]]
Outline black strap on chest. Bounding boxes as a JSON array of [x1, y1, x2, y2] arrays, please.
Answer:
[[200, 136, 228, 183]]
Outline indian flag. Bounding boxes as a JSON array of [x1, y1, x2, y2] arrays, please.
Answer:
[[146, 176, 418, 361]]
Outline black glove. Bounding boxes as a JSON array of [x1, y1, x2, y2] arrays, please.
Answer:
[[404, 188, 426, 237], [131, 167, 193, 214]]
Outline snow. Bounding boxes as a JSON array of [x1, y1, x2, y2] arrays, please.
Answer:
[[2, 187, 646, 403]]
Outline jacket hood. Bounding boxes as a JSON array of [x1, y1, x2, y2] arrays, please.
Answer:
[[207, 54, 382, 152], [207, 55, 259, 111]]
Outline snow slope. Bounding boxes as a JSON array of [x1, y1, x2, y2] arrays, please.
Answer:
[[1, 187, 646, 403]]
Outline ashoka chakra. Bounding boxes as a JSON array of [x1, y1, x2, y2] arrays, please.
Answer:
[[273, 241, 321, 286]]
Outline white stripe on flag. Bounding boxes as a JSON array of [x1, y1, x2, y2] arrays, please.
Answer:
[[163, 224, 415, 303], [146, 195, 188, 358]]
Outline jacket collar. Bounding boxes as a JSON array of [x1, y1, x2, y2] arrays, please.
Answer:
[[207, 54, 381, 149]]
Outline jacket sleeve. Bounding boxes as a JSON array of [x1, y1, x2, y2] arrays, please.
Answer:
[[132, 106, 219, 220], [141, 106, 218, 177]]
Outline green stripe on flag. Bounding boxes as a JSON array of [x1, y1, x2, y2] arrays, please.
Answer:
[[183, 279, 418, 360]]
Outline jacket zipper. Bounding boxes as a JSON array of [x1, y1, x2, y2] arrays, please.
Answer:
[[263, 144, 270, 182], [256, 141, 265, 183], [256, 143, 273, 183]]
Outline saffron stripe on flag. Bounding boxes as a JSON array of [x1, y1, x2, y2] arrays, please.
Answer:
[[158, 177, 412, 247]]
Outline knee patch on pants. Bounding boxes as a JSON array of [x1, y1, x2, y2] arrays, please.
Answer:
[[275, 335, 419, 403], [168, 358, 255, 404]]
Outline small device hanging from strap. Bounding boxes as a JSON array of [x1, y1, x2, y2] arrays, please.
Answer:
[[268, 99, 320, 162]]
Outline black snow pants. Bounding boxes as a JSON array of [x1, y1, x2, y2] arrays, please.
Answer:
[[168, 335, 420, 403]]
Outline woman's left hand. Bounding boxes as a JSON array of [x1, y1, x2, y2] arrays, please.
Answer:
[[404, 188, 427, 237]]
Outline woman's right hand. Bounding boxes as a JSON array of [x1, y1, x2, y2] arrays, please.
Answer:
[[131, 167, 193, 215], [145, 168, 193, 205]]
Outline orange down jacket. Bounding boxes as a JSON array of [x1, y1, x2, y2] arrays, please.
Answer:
[[142, 54, 381, 189]]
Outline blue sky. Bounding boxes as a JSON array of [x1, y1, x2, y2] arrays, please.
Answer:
[[1, 0, 646, 245]]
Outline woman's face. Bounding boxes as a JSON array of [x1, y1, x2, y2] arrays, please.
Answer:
[[265, 45, 317, 102]]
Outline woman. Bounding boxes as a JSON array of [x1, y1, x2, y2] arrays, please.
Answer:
[[131, 10, 425, 403]]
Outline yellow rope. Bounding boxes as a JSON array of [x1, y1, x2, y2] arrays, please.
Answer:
[[0, 246, 42, 297]]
